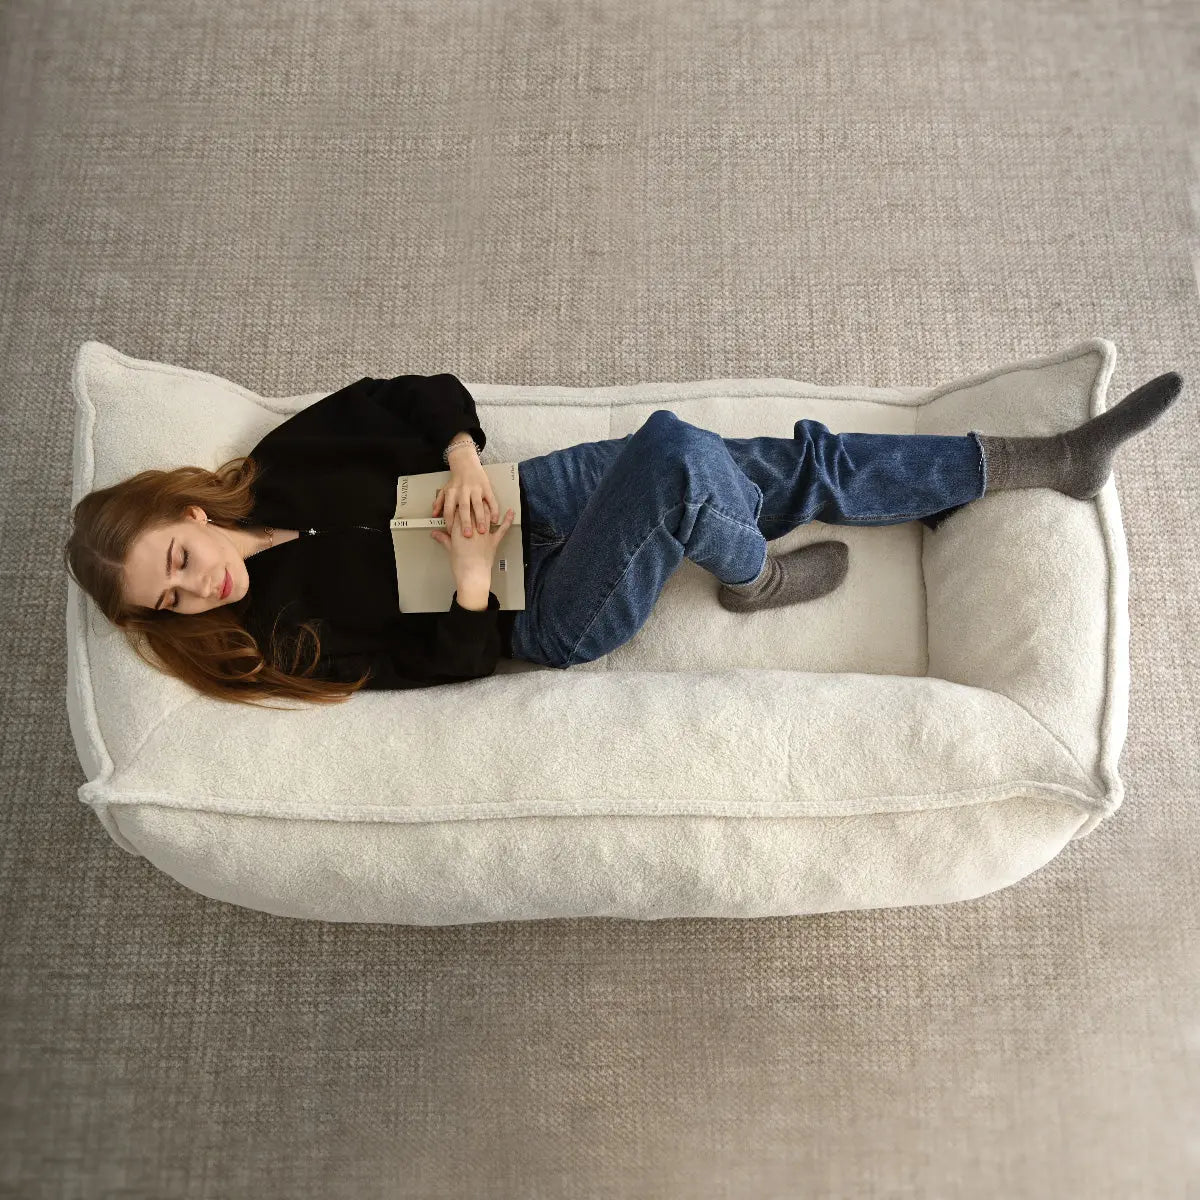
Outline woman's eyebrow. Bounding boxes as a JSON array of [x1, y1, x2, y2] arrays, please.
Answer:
[[154, 537, 175, 610]]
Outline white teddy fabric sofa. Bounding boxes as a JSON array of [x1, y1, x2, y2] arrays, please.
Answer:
[[67, 338, 1130, 925]]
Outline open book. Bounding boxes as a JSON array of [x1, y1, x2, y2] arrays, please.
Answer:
[[391, 461, 526, 613]]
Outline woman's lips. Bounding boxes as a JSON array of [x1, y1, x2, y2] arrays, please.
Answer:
[[220, 568, 231, 599]]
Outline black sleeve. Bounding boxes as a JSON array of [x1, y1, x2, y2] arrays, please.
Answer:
[[313, 591, 504, 691], [250, 374, 487, 464], [364, 373, 488, 460]]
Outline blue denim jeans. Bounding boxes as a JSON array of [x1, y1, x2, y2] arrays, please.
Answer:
[[509, 410, 987, 668]]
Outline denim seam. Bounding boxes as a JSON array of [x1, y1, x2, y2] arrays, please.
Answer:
[[564, 501, 764, 665], [970, 430, 988, 492], [690, 500, 770, 583], [834, 509, 930, 522], [565, 514, 670, 666], [700, 498, 772, 538]]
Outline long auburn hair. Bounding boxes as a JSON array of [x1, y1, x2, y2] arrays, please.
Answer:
[[63, 454, 371, 708]]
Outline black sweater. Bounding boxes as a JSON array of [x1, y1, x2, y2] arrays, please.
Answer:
[[234, 373, 531, 690]]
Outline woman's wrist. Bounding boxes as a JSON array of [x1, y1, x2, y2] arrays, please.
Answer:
[[454, 575, 492, 611], [445, 434, 479, 461]]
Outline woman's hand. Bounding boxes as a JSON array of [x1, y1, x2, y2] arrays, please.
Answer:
[[430, 507, 516, 577], [433, 458, 498, 538]]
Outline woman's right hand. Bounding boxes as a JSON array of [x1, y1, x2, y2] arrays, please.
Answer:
[[430, 507, 516, 578]]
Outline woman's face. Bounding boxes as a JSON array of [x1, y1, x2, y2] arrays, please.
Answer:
[[123, 506, 248, 615]]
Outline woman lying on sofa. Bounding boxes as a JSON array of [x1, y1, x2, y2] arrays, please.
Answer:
[[63, 369, 1183, 708]]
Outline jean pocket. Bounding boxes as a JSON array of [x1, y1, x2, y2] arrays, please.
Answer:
[[528, 521, 564, 547]]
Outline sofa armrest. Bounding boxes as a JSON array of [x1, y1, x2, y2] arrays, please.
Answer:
[[915, 340, 1131, 831]]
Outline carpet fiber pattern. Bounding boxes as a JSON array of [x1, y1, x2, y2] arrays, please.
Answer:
[[2, 1, 1198, 1196]]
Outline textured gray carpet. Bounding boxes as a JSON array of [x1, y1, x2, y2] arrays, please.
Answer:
[[4, 1, 1199, 1197]]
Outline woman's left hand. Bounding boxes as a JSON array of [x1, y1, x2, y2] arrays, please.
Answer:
[[433, 458, 499, 538]]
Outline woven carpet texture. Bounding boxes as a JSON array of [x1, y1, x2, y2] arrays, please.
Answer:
[[2, 1, 1198, 1197]]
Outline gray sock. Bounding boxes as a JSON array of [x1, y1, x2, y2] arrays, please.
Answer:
[[978, 371, 1184, 500], [718, 541, 849, 613]]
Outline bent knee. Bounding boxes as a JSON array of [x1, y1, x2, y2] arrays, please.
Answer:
[[637, 409, 710, 459]]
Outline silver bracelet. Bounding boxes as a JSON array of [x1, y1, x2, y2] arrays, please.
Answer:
[[442, 436, 483, 467]]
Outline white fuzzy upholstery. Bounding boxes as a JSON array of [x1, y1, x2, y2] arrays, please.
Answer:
[[67, 339, 1130, 924]]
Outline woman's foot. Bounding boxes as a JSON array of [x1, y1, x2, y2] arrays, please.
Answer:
[[977, 371, 1184, 499], [718, 541, 849, 613]]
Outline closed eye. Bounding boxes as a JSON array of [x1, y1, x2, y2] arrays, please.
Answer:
[[171, 549, 189, 608]]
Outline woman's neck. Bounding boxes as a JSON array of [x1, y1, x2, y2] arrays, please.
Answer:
[[228, 523, 276, 560]]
